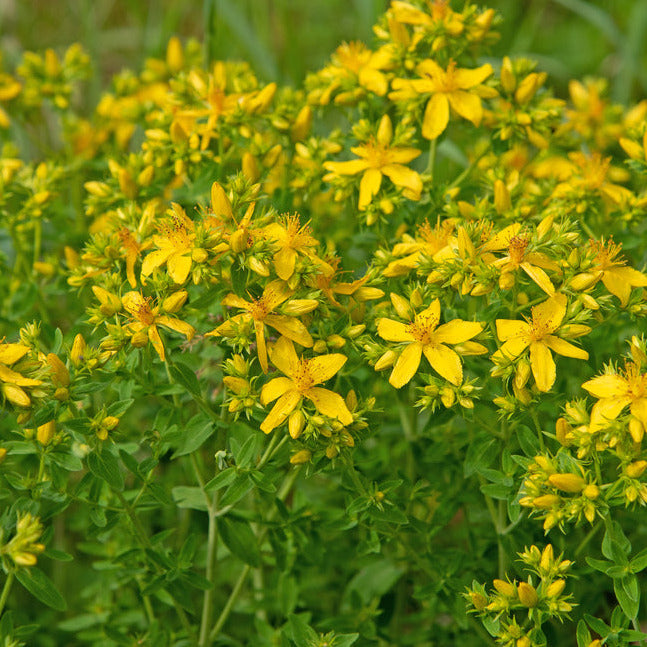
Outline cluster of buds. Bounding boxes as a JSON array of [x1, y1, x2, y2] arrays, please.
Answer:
[[1, 513, 45, 567], [519, 455, 602, 531], [416, 376, 478, 411], [222, 354, 259, 418], [89, 409, 120, 441], [467, 545, 574, 647]]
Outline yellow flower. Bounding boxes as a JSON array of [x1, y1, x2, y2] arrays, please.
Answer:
[[390, 59, 493, 140], [574, 238, 647, 307], [582, 361, 647, 437], [0, 341, 42, 407], [141, 204, 207, 284], [323, 115, 422, 210], [493, 293, 589, 392], [377, 298, 483, 388], [263, 214, 331, 281], [122, 291, 195, 362], [260, 337, 352, 433], [207, 280, 313, 373]]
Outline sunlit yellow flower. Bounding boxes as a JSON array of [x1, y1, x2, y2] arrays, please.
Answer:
[[207, 280, 313, 373], [390, 59, 493, 140], [0, 341, 42, 407], [263, 214, 331, 281], [260, 337, 352, 433], [389, 0, 464, 34], [122, 291, 195, 361], [572, 238, 647, 307], [493, 293, 589, 392], [582, 361, 647, 438], [323, 115, 422, 210], [377, 298, 483, 388], [141, 204, 208, 284]]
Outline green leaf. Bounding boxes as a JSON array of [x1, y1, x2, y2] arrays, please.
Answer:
[[106, 398, 134, 417], [480, 483, 511, 500], [205, 467, 238, 492], [585, 557, 612, 574], [285, 614, 318, 645], [345, 559, 403, 604], [172, 486, 209, 511], [332, 634, 359, 647], [171, 413, 215, 458], [219, 474, 254, 507], [576, 619, 591, 647], [218, 516, 261, 566], [602, 520, 631, 563], [169, 361, 201, 398], [584, 615, 610, 638], [87, 450, 124, 491], [615, 577, 639, 619], [464, 435, 497, 477], [16, 567, 67, 611], [630, 547, 647, 573]]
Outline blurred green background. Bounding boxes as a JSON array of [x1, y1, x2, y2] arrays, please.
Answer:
[[0, 0, 645, 103]]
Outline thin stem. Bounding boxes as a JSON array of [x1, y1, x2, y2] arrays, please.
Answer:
[[0, 571, 15, 618], [199, 494, 219, 647], [529, 409, 545, 451], [426, 138, 437, 176], [208, 466, 301, 643]]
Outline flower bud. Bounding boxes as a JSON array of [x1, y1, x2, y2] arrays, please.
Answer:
[[390, 293, 412, 319], [469, 591, 488, 611], [532, 494, 560, 509], [500, 56, 516, 93], [555, 417, 571, 446], [347, 324, 365, 338], [493, 579, 516, 597], [583, 484, 600, 499], [375, 350, 397, 371], [517, 582, 538, 607], [288, 410, 305, 439], [548, 473, 586, 493], [546, 579, 566, 598], [162, 290, 188, 313], [626, 460, 647, 479], [629, 418, 644, 443], [283, 299, 318, 316], [312, 340, 327, 354], [494, 179, 511, 214], [36, 420, 56, 446], [290, 449, 311, 465]]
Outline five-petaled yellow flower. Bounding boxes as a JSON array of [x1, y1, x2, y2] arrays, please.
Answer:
[[122, 291, 195, 362], [323, 114, 422, 210], [493, 293, 589, 392], [582, 361, 647, 439], [377, 298, 483, 388], [206, 280, 313, 373], [260, 337, 353, 433], [390, 59, 493, 140]]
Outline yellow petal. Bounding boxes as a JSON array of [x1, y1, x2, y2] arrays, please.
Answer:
[[268, 336, 300, 376], [544, 335, 588, 360], [255, 320, 268, 373], [323, 158, 371, 176], [495, 319, 528, 341], [422, 93, 449, 140], [157, 316, 195, 340], [631, 399, 647, 428], [305, 387, 353, 425], [260, 377, 294, 405], [590, 398, 631, 432], [222, 293, 252, 309], [381, 164, 422, 199], [262, 279, 292, 309], [389, 342, 422, 388], [581, 374, 629, 399], [454, 63, 493, 88], [520, 262, 555, 296], [148, 326, 165, 361], [274, 247, 298, 281], [529, 341, 555, 392], [418, 298, 441, 322], [481, 223, 521, 252], [121, 291, 145, 314], [141, 248, 173, 276], [2, 383, 31, 407], [447, 90, 483, 126], [265, 315, 313, 347], [0, 343, 29, 365], [434, 320, 482, 345], [167, 253, 192, 284], [358, 68, 388, 96], [260, 390, 301, 433], [531, 293, 566, 333], [0, 364, 42, 386], [423, 343, 462, 385], [307, 353, 347, 385], [601, 267, 647, 307], [359, 168, 382, 209], [377, 318, 413, 342]]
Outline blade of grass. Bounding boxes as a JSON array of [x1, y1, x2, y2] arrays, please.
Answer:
[[551, 0, 622, 46]]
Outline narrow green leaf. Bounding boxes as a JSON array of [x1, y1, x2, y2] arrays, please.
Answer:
[[87, 450, 124, 491], [218, 517, 261, 566], [16, 567, 67, 611], [169, 361, 201, 398], [171, 413, 215, 458], [172, 486, 209, 511], [615, 578, 639, 619]]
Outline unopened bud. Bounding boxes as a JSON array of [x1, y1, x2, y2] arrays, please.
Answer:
[[290, 449, 311, 465], [288, 410, 305, 439]]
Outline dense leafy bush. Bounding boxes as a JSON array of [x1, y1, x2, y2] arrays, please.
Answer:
[[1, 2, 647, 645]]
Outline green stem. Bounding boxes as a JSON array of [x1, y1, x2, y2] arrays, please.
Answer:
[[426, 138, 437, 176], [529, 409, 545, 451], [199, 494, 219, 647], [0, 571, 14, 618], [574, 521, 603, 559], [208, 466, 302, 643]]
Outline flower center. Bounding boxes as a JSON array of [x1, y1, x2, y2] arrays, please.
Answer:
[[508, 235, 529, 265], [406, 313, 438, 345], [135, 297, 156, 326], [293, 360, 315, 392]]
